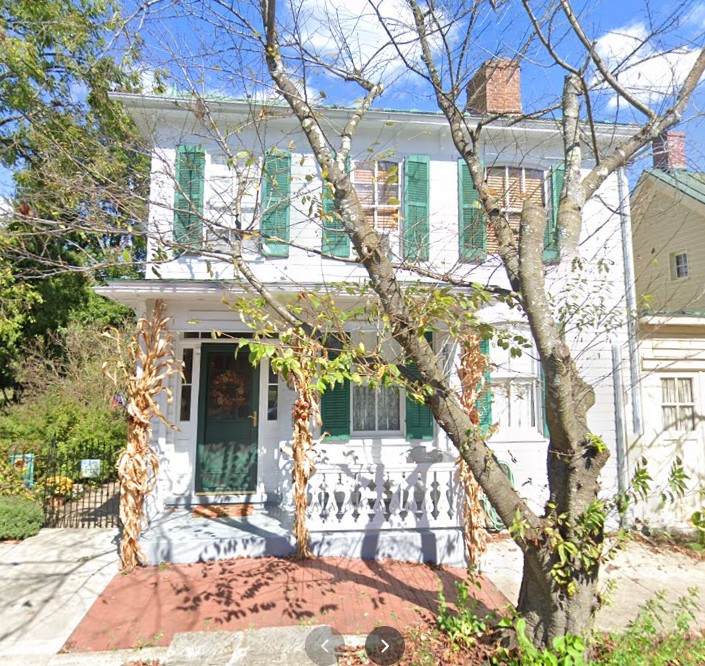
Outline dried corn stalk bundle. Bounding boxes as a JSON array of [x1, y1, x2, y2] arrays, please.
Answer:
[[103, 300, 181, 571], [288, 337, 322, 559], [456, 333, 491, 569]]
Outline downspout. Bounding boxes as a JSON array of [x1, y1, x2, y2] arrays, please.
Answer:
[[611, 343, 629, 527], [617, 168, 643, 436]]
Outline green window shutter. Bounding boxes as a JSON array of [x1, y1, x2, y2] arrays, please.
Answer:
[[543, 163, 564, 263], [174, 145, 205, 253], [458, 161, 486, 262], [405, 332, 434, 440], [403, 156, 430, 262], [320, 351, 350, 440], [321, 157, 350, 258], [477, 338, 492, 432], [261, 151, 291, 257]]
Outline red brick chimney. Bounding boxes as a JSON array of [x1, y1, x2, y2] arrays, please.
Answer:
[[467, 59, 522, 115], [653, 131, 686, 170]]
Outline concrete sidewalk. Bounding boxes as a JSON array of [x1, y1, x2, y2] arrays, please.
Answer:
[[0, 528, 118, 665], [482, 535, 705, 632]]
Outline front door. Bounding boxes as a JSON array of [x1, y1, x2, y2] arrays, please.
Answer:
[[196, 345, 259, 493]]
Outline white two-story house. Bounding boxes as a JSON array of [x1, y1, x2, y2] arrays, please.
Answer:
[[99, 61, 638, 566]]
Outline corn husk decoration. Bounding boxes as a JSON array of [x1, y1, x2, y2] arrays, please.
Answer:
[[288, 337, 322, 559], [103, 300, 181, 571], [456, 333, 491, 569]]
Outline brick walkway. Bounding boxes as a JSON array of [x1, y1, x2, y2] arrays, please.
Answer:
[[64, 556, 508, 652]]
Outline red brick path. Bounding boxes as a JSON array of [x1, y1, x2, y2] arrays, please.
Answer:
[[64, 557, 508, 652]]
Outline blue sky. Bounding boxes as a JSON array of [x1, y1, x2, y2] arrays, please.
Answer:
[[3, 0, 704, 198]]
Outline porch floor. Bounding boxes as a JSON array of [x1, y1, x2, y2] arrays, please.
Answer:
[[141, 505, 296, 564], [141, 505, 467, 567]]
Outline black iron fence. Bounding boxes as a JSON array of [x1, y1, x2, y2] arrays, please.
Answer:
[[7, 441, 120, 528]]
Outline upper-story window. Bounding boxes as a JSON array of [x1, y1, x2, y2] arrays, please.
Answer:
[[353, 160, 400, 230], [486, 166, 545, 222], [670, 251, 689, 280], [352, 156, 430, 262], [206, 152, 259, 249], [459, 162, 563, 263]]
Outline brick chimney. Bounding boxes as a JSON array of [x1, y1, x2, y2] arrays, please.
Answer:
[[653, 131, 686, 170], [467, 59, 522, 115]]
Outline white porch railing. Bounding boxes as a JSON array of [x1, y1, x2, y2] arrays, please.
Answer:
[[305, 462, 462, 531]]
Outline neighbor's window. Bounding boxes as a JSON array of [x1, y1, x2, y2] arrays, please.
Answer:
[[352, 383, 401, 433], [670, 252, 690, 280], [353, 160, 400, 230], [179, 348, 194, 421], [661, 377, 695, 431]]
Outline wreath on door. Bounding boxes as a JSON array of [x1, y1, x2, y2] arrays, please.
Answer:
[[210, 369, 248, 414]]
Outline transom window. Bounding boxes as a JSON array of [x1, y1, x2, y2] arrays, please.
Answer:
[[353, 160, 400, 230], [670, 251, 690, 280], [661, 377, 695, 431]]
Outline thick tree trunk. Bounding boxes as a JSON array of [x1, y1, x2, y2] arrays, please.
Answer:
[[517, 549, 600, 644]]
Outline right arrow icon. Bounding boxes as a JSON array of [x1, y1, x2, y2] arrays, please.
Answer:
[[364, 626, 405, 665]]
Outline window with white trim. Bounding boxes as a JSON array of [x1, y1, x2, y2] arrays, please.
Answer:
[[206, 152, 259, 249], [670, 251, 689, 280], [489, 332, 542, 434], [350, 330, 402, 435], [486, 166, 545, 224], [661, 377, 695, 431], [353, 160, 400, 230], [352, 383, 401, 433]]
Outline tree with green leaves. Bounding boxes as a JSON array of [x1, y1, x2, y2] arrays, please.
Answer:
[[0, 0, 148, 397]]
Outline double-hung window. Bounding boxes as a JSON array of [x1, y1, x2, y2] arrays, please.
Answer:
[[206, 152, 259, 250], [353, 160, 400, 231], [486, 166, 545, 228], [351, 331, 402, 435], [489, 332, 543, 435], [480, 164, 563, 261], [661, 377, 695, 431]]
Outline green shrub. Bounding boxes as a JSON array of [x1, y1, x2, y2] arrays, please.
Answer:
[[0, 496, 44, 540]]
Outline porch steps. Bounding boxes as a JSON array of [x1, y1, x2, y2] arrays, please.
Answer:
[[141, 506, 467, 567]]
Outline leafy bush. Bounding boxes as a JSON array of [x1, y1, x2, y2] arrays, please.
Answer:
[[0, 496, 44, 540]]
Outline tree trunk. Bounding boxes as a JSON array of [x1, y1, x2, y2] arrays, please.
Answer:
[[517, 549, 600, 644]]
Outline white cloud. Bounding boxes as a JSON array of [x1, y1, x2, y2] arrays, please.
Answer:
[[594, 21, 702, 110], [297, 0, 445, 83]]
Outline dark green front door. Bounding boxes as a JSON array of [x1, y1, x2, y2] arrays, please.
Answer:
[[196, 345, 259, 493]]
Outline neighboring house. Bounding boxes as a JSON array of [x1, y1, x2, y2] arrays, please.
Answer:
[[631, 131, 705, 526], [98, 61, 637, 565]]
